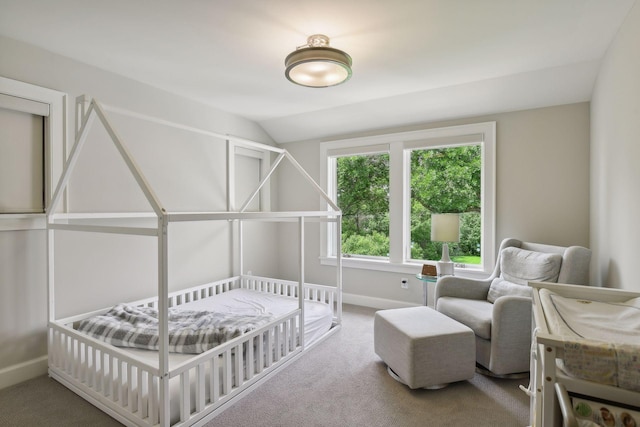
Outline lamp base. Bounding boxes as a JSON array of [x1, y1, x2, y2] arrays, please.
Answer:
[[437, 243, 454, 276], [436, 261, 454, 277]]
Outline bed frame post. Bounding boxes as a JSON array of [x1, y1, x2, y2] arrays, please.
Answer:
[[239, 220, 244, 277], [46, 227, 55, 373], [336, 216, 342, 323], [227, 139, 244, 278], [299, 216, 305, 349], [158, 213, 170, 425], [227, 139, 235, 212]]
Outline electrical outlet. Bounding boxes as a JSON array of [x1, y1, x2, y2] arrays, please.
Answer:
[[401, 278, 409, 289]]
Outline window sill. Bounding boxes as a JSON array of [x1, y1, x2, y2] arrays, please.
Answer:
[[320, 256, 490, 279]]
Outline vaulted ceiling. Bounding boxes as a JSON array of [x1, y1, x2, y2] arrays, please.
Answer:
[[0, 0, 635, 142]]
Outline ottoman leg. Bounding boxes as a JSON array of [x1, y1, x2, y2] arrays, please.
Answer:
[[387, 366, 448, 390]]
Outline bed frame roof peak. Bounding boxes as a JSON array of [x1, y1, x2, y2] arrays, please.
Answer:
[[47, 95, 341, 226]]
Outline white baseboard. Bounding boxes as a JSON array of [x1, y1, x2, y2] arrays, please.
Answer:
[[0, 355, 48, 390], [343, 292, 420, 310]]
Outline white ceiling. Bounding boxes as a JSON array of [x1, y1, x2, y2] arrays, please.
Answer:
[[0, 0, 636, 143]]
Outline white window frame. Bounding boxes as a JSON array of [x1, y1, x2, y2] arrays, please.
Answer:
[[320, 122, 496, 276], [325, 143, 390, 262], [0, 77, 66, 231]]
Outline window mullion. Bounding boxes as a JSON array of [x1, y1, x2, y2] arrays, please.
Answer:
[[388, 142, 404, 264]]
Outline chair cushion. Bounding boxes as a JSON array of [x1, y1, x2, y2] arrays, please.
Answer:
[[500, 247, 563, 285], [436, 297, 493, 340], [487, 277, 532, 303]]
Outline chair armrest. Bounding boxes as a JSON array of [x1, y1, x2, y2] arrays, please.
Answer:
[[435, 275, 492, 302], [491, 296, 532, 341], [557, 246, 592, 285]]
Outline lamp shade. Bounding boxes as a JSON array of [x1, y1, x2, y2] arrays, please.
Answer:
[[285, 34, 352, 88], [431, 213, 460, 243]]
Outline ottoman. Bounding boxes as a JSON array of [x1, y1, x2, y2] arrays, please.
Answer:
[[374, 306, 475, 389]]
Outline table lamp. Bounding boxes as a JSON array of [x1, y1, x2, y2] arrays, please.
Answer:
[[431, 213, 460, 276]]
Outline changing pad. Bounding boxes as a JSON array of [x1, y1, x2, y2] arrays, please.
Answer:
[[539, 289, 640, 391]]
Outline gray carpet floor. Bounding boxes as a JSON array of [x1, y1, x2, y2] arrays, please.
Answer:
[[0, 304, 530, 426]]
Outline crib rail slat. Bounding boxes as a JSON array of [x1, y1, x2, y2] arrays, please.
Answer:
[[223, 350, 232, 395], [246, 337, 254, 380], [234, 344, 242, 387], [211, 356, 219, 403], [256, 333, 264, 374], [149, 374, 158, 425], [196, 363, 205, 413], [180, 370, 190, 422]]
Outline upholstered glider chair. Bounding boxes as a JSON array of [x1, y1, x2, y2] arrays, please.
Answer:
[[434, 238, 591, 376]]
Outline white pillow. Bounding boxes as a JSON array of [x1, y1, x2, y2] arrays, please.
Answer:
[[487, 277, 532, 303], [500, 247, 563, 286]]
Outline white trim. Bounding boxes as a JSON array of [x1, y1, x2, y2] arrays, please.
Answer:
[[342, 292, 420, 310], [0, 77, 66, 228], [0, 355, 48, 390], [401, 133, 484, 150], [0, 214, 46, 231], [320, 122, 493, 149], [320, 255, 488, 278], [326, 143, 390, 158], [389, 141, 404, 264], [0, 93, 49, 116]]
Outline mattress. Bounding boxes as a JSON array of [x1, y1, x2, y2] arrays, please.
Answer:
[[178, 288, 332, 346], [539, 289, 640, 392], [117, 288, 333, 369]]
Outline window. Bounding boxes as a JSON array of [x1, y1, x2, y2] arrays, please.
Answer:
[[0, 106, 44, 214], [0, 77, 65, 231], [408, 144, 481, 265], [321, 122, 495, 275], [336, 152, 389, 258]]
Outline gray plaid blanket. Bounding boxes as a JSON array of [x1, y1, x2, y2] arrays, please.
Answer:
[[78, 303, 275, 354]]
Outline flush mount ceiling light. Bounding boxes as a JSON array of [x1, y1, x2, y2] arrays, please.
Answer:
[[285, 34, 352, 88]]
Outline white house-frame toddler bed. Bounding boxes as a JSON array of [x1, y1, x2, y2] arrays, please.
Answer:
[[46, 96, 343, 427]]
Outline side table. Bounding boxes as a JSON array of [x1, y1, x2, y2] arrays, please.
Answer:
[[415, 274, 437, 307]]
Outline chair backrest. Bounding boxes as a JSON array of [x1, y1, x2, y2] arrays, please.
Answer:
[[489, 238, 592, 285]]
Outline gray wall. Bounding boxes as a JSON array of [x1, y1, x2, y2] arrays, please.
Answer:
[[276, 103, 591, 307], [590, 1, 640, 291], [0, 35, 278, 388]]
